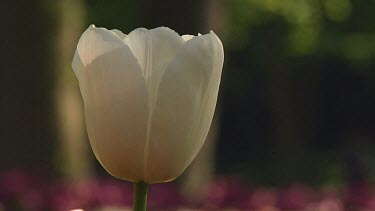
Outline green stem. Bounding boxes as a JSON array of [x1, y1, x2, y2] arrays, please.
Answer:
[[133, 181, 148, 211]]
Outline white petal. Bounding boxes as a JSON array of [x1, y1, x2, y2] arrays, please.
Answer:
[[78, 46, 148, 182], [74, 25, 125, 68], [124, 27, 185, 106], [182, 34, 195, 41], [145, 31, 224, 183], [125, 27, 184, 77], [124, 27, 186, 181], [111, 29, 127, 39], [125, 26, 186, 131], [72, 50, 85, 81]]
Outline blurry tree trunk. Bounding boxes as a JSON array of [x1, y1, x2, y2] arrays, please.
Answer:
[[182, 114, 220, 198], [0, 1, 55, 170], [55, 0, 92, 180], [265, 63, 319, 181], [140, 0, 226, 200]]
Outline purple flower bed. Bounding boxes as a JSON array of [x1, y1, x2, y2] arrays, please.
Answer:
[[1, 169, 375, 210]]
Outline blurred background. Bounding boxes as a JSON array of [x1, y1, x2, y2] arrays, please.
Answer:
[[1, 0, 375, 210]]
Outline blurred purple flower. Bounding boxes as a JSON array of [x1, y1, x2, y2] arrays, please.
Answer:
[[199, 176, 249, 209], [148, 183, 184, 209], [344, 181, 371, 209], [277, 183, 317, 210], [0, 169, 49, 210], [2, 169, 375, 210], [244, 187, 278, 209]]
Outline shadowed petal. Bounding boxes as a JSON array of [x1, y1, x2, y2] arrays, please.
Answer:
[[146, 31, 224, 183], [124, 27, 184, 80], [124, 27, 186, 176], [79, 46, 148, 182], [124, 27, 185, 110]]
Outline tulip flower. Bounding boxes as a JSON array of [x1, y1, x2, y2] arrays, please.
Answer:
[[72, 25, 224, 210]]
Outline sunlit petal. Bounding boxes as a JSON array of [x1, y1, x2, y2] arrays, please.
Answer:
[[182, 34, 195, 41], [74, 25, 124, 68], [111, 29, 127, 39]]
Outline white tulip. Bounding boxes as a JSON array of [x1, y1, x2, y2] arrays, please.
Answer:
[[72, 25, 224, 184]]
